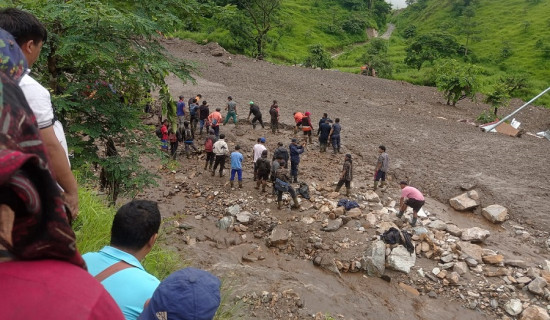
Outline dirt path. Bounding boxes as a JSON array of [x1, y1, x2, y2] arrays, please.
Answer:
[[138, 39, 550, 319], [380, 23, 395, 39]]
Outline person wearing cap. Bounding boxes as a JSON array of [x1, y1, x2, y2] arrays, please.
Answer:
[[138, 267, 221, 320], [301, 111, 313, 144], [212, 133, 229, 177], [83, 200, 162, 320], [269, 100, 280, 134], [335, 154, 353, 197], [252, 137, 267, 181], [398, 181, 425, 227], [374, 145, 389, 191], [272, 142, 289, 168], [293, 111, 304, 134], [289, 138, 305, 183], [207, 108, 223, 139], [230, 145, 243, 188], [317, 118, 332, 152], [328, 118, 342, 154], [223, 95, 238, 126], [255, 150, 271, 192], [247, 101, 265, 129]]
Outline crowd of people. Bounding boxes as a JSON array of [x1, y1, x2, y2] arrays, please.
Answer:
[[0, 6, 426, 320]]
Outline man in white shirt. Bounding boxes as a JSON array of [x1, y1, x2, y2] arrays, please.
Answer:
[[252, 137, 267, 181], [0, 8, 79, 219]]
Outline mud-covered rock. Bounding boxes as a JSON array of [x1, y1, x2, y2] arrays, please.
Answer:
[[362, 240, 386, 277], [449, 191, 479, 211], [461, 227, 490, 243], [504, 299, 523, 316], [387, 245, 416, 274], [321, 218, 343, 232], [267, 227, 292, 247], [527, 277, 548, 295], [481, 204, 509, 223], [520, 305, 550, 320]]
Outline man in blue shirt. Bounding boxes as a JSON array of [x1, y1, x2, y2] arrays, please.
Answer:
[[289, 138, 305, 183], [83, 200, 161, 320], [176, 95, 185, 130], [230, 145, 243, 188]]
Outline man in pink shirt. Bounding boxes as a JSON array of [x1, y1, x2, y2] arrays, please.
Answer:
[[398, 181, 425, 226]]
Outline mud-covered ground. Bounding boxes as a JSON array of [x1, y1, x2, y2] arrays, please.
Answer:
[[135, 39, 550, 319]]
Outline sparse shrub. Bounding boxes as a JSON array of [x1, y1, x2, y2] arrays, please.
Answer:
[[476, 111, 496, 124], [304, 44, 333, 69], [500, 42, 513, 59], [342, 16, 367, 34], [402, 25, 417, 39]]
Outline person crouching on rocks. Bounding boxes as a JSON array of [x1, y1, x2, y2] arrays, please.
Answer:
[[398, 181, 425, 227], [335, 154, 353, 196], [274, 161, 300, 210]]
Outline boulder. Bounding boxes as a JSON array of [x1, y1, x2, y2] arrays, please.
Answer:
[[520, 306, 550, 320], [365, 213, 377, 227], [226, 204, 241, 216], [457, 241, 483, 263], [482, 204, 509, 223], [428, 220, 447, 231], [505, 260, 528, 268], [332, 206, 345, 217], [527, 277, 548, 295], [361, 240, 386, 277], [446, 224, 462, 237], [216, 216, 234, 230], [365, 190, 380, 203], [454, 261, 469, 275], [482, 254, 504, 265], [236, 211, 252, 224], [387, 245, 416, 274], [315, 254, 341, 276], [321, 218, 343, 232], [346, 208, 362, 219], [267, 228, 292, 247], [504, 299, 523, 316], [461, 227, 490, 243], [449, 192, 479, 211]]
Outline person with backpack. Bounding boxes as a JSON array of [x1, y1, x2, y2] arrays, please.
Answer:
[[272, 142, 289, 168], [187, 94, 201, 118], [301, 111, 313, 145], [203, 129, 216, 171], [247, 101, 265, 129], [289, 138, 305, 183], [328, 118, 342, 154], [188, 99, 199, 136], [269, 100, 280, 134], [168, 128, 178, 160], [181, 121, 198, 159], [334, 154, 353, 197], [212, 134, 229, 177], [274, 162, 300, 210], [271, 156, 284, 195], [398, 181, 425, 227], [176, 95, 185, 129], [198, 100, 210, 135], [293, 111, 304, 134], [229, 145, 243, 188], [255, 150, 271, 192], [208, 108, 223, 139], [223, 96, 238, 126]]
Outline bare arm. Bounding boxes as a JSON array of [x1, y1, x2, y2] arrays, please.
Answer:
[[41, 126, 79, 218]]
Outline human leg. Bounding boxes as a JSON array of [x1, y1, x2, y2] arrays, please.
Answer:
[[290, 161, 298, 183], [335, 179, 345, 192], [219, 155, 226, 176], [288, 186, 300, 209]]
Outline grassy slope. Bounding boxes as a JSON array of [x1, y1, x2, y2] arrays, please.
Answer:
[[390, 0, 550, 106]]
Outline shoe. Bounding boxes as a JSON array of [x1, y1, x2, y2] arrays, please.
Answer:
[[291, 197, 300, 209], [396, 211, 404, 218], [211, 170, 215, 176], [277, 201, 282, 210], [219, 172, 224, 177], [238, 181, 243, 188], [230, 180, 234, 188], [410, 217, 417, 227]]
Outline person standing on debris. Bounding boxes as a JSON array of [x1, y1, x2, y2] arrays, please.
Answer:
[[301, 111, 313, 145], [208, 108, 223, 139], [273, 142, 289, 168], [374, 145, 389, 191], [318, 118, 332, 152], [188, 94, 202, 117], [223, 96, 238, 126], [328, 118, 342, 154], [398, 181, 425, 227], [160, 119, 169, 151], [335, 154, 353, 196], [269, 100, 280, 134], [198, 100, 210, 135], [188, 99, 199, 135], [274, 162, 300, 210], [255, 150, 271, 192], [289, 138, 305, 183], [182, 121, 198, 159], [252, 137, 267, 181], [229, 145, 243, 188], [176, 95, 186, 129], [293, 111, 304, 134], [168, 128, 178, 160], [203, 129, 216, 171], [212, 133, 229, 177], [247, 101, 265, 129], [317, 113, 330, 134], [271, 156, 284, 195]]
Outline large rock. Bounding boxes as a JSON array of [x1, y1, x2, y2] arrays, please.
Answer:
[[387, 245, 416, 274], [446, 224, 462, 237], [332, 206, 345, 217], [236, 211, 252, 224], [504, 299, 523, 316], [365, 190, 380, 203], [457, 241, 483, 263], [482, 254, 504, 265], [226, 204, 241, 216], [428, 220, 447, 231], [216, 216, 234, 230], [361, 240, 386, 277], [527, 277, 548, 295], [314, 254, 341, 276], [346, 208, 362, 219], [449, 191, 479, 211], [461, 227, 490, 243], [365, 213, 377, 227], [267, 228, 292, 247], [520, 305, 550, 320], [482, 204, 509, 223], [321, 218, 343, 232]]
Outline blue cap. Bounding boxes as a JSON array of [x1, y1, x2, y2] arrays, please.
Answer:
[[139, 268, 221, 320], [260, 137, 266, 143]]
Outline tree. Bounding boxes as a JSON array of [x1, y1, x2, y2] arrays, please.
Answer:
[[362, 38, 392, 77], [484, 83, 510, 117], [13, 0, 194, 202], [460, 7, 480, 57], [405, 32, 461, 70], [238, 0, 282, 59], [433, 59, 480, 106], [304, 44, 333, 69]]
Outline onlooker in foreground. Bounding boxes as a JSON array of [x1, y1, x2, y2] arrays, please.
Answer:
[[224, 95, 238, 126], [252, 137, 267, 181], [138, 268, 221, 320], [398, 181, 425, 227], [255, 150, 271, 192], [328, 118, 342, 154], [269, 100, 280, 134], [83, 200, 162, 320], [274, 162, 300, 210], [247, 101, 265, 129], [374, 145, 389, 191], [335, 154, 353, 197], [0, 8, 79, 219], [230, 145, 243, 188], [289, 138, 305, 183], [208, 107, 223, 139], [212, 133, 229, 177]]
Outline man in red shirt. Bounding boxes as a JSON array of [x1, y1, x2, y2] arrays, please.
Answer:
[[398, 181, 425, 227], [160, 119, 169, 151]]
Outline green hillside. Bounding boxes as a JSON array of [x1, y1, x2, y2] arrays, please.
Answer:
[[389, 0, 550, 107]]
